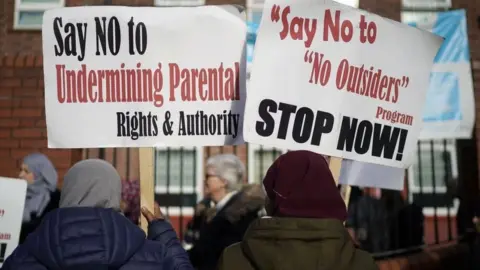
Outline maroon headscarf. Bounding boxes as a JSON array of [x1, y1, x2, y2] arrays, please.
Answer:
[[263, 150, 347, 221]]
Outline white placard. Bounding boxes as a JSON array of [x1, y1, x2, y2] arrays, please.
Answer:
[[42, 6, 247, 148], [0, 178, 27, 267], [244, 0, 443, 168], [339, 160, 405, 190]]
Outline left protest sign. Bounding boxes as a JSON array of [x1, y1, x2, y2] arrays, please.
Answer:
[[42, 6, 247, 149], [0, 178, 27, 267], [244, 0, 443, 168]]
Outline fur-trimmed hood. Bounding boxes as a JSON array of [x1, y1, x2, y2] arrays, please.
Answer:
[[223, 184, 266, 223]]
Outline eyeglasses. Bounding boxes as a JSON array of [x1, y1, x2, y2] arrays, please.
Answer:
[[205, 173, 220, 181]]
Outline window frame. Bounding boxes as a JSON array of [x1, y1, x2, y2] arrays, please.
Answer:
[[407, 139, 459, 216], [401, 0, 452, 10], [14, 0, 65, 30], [400, 11, 439, 26], [247, 143, 287, 184], [154, 146, 204, 216], [154, 0, 205, 6]]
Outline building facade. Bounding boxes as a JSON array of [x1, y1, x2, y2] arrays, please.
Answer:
[[1, 0, 479, 245]]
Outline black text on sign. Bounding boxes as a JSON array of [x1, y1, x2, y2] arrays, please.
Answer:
[[255, 99, 334, 145], [0, 243, 7, 263], [336, 116, 408, 161]]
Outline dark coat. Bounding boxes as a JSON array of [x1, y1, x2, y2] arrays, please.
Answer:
[[184, 198, 215, 246], [2, 207, 194, 270], [188, 185, 265, 270], [19, 189, 61, 244], [346, 196, 391, 253], [218, 218, 378, 270]]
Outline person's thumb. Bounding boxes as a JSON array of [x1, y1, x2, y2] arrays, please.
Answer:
[[154, 202, 161, 216], [141, 207, 155, 223]]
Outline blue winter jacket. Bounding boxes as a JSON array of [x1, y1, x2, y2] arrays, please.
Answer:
[[1, 207, 194, 270]]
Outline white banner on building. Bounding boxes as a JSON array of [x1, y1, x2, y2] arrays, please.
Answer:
[[0, 177, 27, 267], [244, 0, 442, 168], [42, 6, 247, 148]]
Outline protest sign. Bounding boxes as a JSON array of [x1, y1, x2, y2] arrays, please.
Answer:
[[339, 159, 405, 190], [246, 5, 406, 192], [0, 178, 27, 267], [244, 0, 443, 168], [403, 10, 475, 140], [42, 6, 247, 149]]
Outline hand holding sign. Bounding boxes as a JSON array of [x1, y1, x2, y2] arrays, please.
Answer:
[[141, 202, 166, 223], [245, 0, 443, 168]]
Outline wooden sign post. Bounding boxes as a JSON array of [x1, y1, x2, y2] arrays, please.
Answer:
[[329, 157, 352, 209], [139, 148, 155, 233]]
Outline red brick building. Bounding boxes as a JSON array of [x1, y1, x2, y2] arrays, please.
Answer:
[[1, 0, 479, 268]]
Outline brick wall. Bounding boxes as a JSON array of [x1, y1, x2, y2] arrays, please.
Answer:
[[0, 0, 43, 55], [0, 55, 81, 185], [360, 0, 401, 21]]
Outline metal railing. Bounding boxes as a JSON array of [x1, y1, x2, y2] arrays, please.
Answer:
[[82, 138, 464, 256]]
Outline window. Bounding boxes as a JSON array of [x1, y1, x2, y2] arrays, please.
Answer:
[[248, 144, 286, 184], [407, 140, 459, 216], [401, 11, 439, 31], [14, 0, 64, 30], [154, 146, 204, 215], [402, 0, 451, 9], [154, 0, 205, 6]]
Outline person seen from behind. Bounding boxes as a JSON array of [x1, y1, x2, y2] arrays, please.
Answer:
[[188, 154, 265, 270], [346, 188, 390, 253], [218, 150, 378, 270], [2, 159, 194, 270], [18, 153, 61, 244]]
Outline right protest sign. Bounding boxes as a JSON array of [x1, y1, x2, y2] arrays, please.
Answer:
[[244, 0, 443, 168]]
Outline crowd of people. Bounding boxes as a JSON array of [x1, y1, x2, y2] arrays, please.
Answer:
[[3, 150, 479, 269]]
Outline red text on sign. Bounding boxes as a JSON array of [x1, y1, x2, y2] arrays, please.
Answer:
[[376, 106, 413, 126], [271, 5, 379, 46], [323, 10, 354, 43], [276, 6, 317, 48], [56, 63, 164, 107], [335, 58, 410, 104], [168, 62, 240, 103], [359, 15, 377, 44], [55, 62, 240, 107], [306, 51, 332, 86], [0, 233, 10, 240]]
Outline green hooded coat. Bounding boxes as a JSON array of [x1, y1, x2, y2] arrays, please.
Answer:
[[218, 217, 378, 270]]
